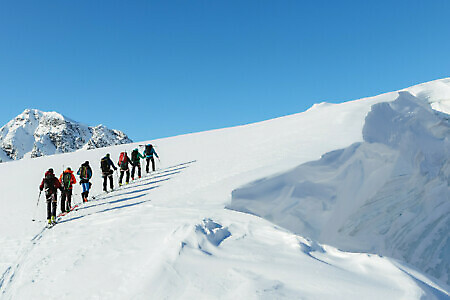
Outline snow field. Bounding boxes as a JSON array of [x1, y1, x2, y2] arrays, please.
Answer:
[[0, 78, 449, 299]]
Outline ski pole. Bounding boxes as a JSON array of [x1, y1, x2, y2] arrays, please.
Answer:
[[32, 191, 42, 221], [115, 169, 120, 187], [157, 157, 161, 169]]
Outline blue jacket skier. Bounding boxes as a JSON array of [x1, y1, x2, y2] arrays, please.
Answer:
[[143, 144, 159, 173], [77, 161, 92, 202]]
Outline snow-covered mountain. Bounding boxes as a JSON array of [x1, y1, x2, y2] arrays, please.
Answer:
[[0, 79, 448, 299], [0, 109, 132, 161]]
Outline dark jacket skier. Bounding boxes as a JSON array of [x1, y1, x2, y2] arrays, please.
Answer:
[[39, 168, 63, 224], [130, 148, 145, 180], [100, 153, 117, 192]]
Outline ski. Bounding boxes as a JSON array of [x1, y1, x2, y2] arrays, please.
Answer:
[[56, 204, 80, 218]]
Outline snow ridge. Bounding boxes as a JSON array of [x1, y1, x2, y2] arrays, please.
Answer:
[[228, 91, 450, 286], [0, 109, 132, 161]]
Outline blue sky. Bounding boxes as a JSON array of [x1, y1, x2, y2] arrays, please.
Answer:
[[0, 0, 449, 142]]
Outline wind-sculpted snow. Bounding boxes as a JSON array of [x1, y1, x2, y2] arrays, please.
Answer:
[[0, 109, 132, 161], [228, 91, 450, 286]]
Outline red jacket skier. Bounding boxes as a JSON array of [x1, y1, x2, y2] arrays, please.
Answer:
[[59, 167, 77, 213]]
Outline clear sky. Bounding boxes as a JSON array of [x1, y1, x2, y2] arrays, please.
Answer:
[[0, 0, 449, 142]]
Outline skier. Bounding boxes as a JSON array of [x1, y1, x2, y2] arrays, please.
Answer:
[[59, 167, 77, 213], [39, 168, 63, 224], [118, 151, 132, 186], [77, 161, 92, 202], [130, 148, 145, 180], [143, 144, 159, 173], [100, 153, 117, 192]]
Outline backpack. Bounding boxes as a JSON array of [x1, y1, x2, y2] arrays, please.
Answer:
[[131, 150, 138, 161], [43, 173, 55, 195], [145, 145, 152, 156], [119, 152, 127, 165], [101, 157, 110, 172], [80, 165, 88, 179], [62, 172, 72, 189]]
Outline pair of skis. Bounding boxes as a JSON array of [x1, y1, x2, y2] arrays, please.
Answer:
[[46, 204, 80, 228]]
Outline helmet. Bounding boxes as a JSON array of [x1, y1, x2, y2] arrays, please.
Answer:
[[85, 161, 89, 165], [106, 153, 110, 157], [48, 168, 54, 174], [134, 148, 138, 151], [66, 167, 71, 171]]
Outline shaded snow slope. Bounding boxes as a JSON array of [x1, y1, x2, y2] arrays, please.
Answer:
[[228, 91, 450, 287], [0, 109, 132, 161], [0, 79, 449, 299]]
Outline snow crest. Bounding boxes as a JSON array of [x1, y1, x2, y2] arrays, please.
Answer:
[[0, 109, 132, 161], [228, 91, 450, 286]]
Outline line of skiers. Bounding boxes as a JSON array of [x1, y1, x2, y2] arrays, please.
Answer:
[[39, 144, 159, 225]]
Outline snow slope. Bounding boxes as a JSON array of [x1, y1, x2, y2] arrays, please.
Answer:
[[0, 109, 132, 161], [228, 91, 450, 286], [0, 79, 449, 299]]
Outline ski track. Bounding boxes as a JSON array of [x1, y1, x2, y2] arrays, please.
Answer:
[[0, 161, 196, 299]]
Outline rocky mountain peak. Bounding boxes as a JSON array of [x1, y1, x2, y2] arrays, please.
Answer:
[[0, 109, 132, 161]]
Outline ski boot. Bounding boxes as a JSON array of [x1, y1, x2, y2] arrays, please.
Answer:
[[51, 216, 56, 224]]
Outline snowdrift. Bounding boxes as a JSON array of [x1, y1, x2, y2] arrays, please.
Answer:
[[228, 91, 450, 286]]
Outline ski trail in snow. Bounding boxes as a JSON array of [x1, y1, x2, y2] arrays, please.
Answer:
[[0, 160, 196, 299]]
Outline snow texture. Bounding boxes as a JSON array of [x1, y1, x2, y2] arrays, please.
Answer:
[[0, 109, 132, 161], [228, 90, 450, 287]]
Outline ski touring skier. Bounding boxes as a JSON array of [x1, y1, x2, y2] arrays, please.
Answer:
[[39, 168, 63, 225], [77, 161, 92, 202], [100, 153, 117, 192], [130, 148, 145, 180], [118, 151, 132, 186], [59, 167, 77, 213], [143, 144, 159, 173]]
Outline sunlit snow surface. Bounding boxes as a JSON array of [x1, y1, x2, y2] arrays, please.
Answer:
[[0, 79, 449, 299]]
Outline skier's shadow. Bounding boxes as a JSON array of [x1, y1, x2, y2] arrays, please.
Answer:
[[59, 160, 198, 225], [78, 185, 160, 211], [59, 193, 150, 224], [116, 176, 173, 193]]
